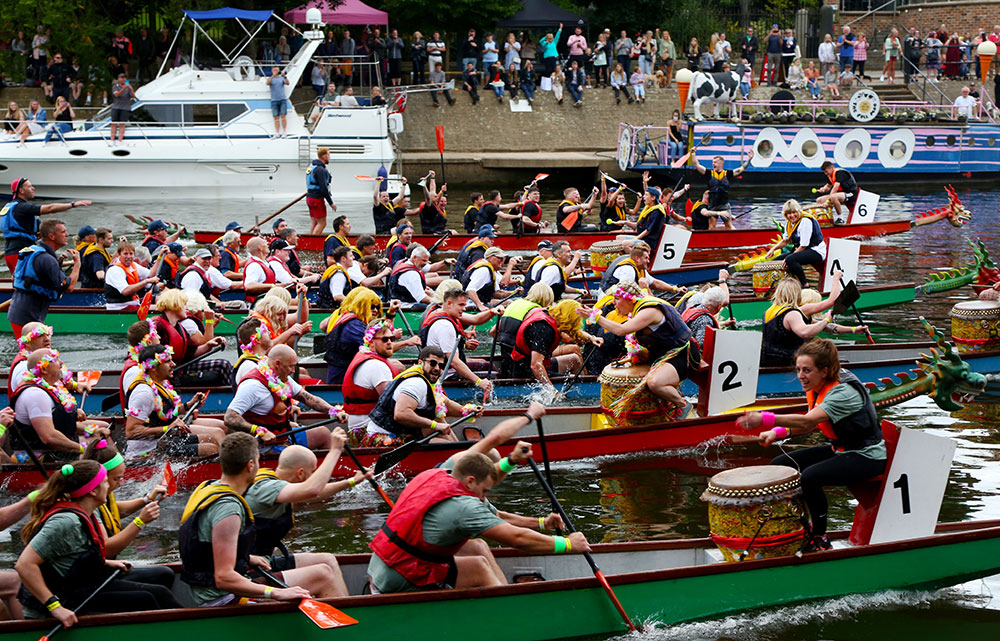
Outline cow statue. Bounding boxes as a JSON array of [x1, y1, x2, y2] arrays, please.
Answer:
[[690, 64, 746, 121]]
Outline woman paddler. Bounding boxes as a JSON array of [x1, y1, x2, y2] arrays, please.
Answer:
[[764, 199, 827, 287], [15, 460, 182, 623], [736, 338, 887, 553], [760, 274, 867, 367]]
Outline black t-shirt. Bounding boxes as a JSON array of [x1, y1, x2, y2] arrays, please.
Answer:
[[556, 201, 583, 233], [3, 201, 42, 256], [373, 203, 403, 235], [523, 321, 557, 356], [9, 249, 69, 325], [689, 201, 710, 230], [834, 169, 858, 196], [476, 203, 500, 228]]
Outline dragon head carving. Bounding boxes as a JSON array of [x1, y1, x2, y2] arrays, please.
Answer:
[[971, 238, 1000, 287], [945, 186, 972, 227], [918, 317, 987, 411]]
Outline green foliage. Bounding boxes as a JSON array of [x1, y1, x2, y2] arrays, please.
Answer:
[[376, 0, 522, 34]]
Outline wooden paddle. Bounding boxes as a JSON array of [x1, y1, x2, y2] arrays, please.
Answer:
[[251, 192, 307, 234], [256, 567, 358, 629], [372, 414, 479, 475], [524, 455, 638, 632], [38, 569, 122, 641], [671, 133, 713, 169], [342, 443, 395, 507]]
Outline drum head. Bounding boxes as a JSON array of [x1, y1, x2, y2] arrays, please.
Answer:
[[770, 90, 795, 114], [709, 465, 799, 490], [952, 301, 1000, 313]]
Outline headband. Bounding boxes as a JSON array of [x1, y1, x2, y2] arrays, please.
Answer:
[[17, 324, 53, 353], [140, 346, 174, 371], [362, 318, 390, 349], [66, 464, 108, 498], [612, 286, 638, 302], [95, 439, 125, 471], [30, 349, 60, 377], [239, 324, 266, 353]]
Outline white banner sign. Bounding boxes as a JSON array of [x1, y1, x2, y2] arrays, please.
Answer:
[[848, 189, 880, 225], [706, 329, 762, 416], [650, 224, 692, 272], [821, 237, 861, 294], [869, 428, 956, 545]]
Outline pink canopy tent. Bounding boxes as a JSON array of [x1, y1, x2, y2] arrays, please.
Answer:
[[284, 0, 388, 26]]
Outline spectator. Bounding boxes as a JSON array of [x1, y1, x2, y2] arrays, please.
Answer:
[[825, 66, 840, 98], [339, 30, 355, 87], [368, 28, 387, 78], [3, 101, 25, 138], [427, 32, 446, 75], [615, 30, 634, 74], [483, 33, 499, 74], [487, 62, 505, 101], [520, 59, 536, 102], [567, 27, 587, 72], [924, 31, 942, 82], [110, 73, 134, 146], [567, 59, 586, 106], [462, 61, 480, 104], [319, 30, 339, 58], [542, 24, 563, 76], [837, 26, 855, 73], [43, 95, 74, 144], [944, 33, 962, 78], [521, 31, 536, 64], [504, 32, 522, 80], [386, 29, 404, 86], [310, 61, 328, 96], [505, 63, 519, 100], [266, 66, 289, 137], [111, 30, 133, 77], [14, 99, 46, 145], [954, 85, 977, 118], [592, 32, 609, 87], [410, 31, 427, 84], [765, 24, 783, 83], [667, 110, 683, 157], [461, 29, 479, 72], [610, 62, 632, 104], [805, 60, 821, 98], [882, 28, 901, 83], [852, 33, 869, 80], [903, 28, 922, 85], [787, 59, 806, 89], [838, 68, 853, 90], [45, 52, 72, 102], [11, 30, 27, 58], [335, 86, 359, 107], [658, 29, 676, 87], [781, 29, 798, 81], [275, 35, 291, 63], [639, 31, 657, 80], [740, 26, 759, 71], [369, 86, 386, 106], [156, 27, 172, 72], [687, 38, 700, 70], [713, 32, 731, 72], [818, 33, 836, 75], [69, 57, 84, 104], [136, 27, 156, 83], [740, 59, 753, 96], [429, 61, 454, 106], [699, 46, 714, 72], [551, 63, 566, 104], [31, 26, 49, 84], [628, 65, 645, 103]]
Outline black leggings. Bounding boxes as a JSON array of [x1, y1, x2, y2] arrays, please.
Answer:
[[79, 578, 182, 614], [771, 444, 886, 536], [783, 248, 824, 286]]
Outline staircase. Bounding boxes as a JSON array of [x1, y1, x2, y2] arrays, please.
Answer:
[[863, 80, 923, 105]]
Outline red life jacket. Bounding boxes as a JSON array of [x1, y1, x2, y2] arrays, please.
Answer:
[[342, 352, 400, 415], [680, 307, 719, 346], [7, 352, 27, 397], [511, 308, 560, 366], [242, 256, 276, 300], [239, 367, 292, 430], [118, 358, 138, 412], [151, 315, 195, 364], [369, 469, 478, 587]]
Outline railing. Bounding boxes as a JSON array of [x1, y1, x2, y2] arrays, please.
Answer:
[[74, 119, 275, 148], [901, 58, 957, 107]]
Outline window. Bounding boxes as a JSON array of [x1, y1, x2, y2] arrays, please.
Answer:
[[131, 103, 182, 126], [989, 137, 997, 147], [890, 141, 907, 159], [925, 136, 935, 147], [946, 135, 956, 147], [725, 135, 735, 145], [219, 103, 249, 123], [801, 140, 819, 158], [757, 139, 774, 158], [845, 140, 863, 159]]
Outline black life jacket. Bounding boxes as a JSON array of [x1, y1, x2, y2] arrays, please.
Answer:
[[463, 205, 479, 233], [707, 169, 731, 208], [178, 482, 255, 588], [318, 263, 354, 308], [761, 305, 807, 367], [599, 257, 644, 294], [9, 381, 78, 451], [452, 240, 488, 279], [368, 366, 438, 439], [323, 313, 363, 375], [248, 469, 294, 557], [809, 369, 882, 452], [632, 297, 692, 362]]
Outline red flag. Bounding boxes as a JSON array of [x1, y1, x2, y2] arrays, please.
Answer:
[[163, 461, 178, 496]]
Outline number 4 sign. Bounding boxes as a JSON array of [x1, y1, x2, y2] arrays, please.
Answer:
[[820, 237, 861, 294], [650, 224, 692, 272], [848, 189, 880, 225], [701, 326, 762, 416]]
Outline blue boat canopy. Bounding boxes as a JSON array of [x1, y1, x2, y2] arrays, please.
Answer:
[[182, 8, 274, 21]]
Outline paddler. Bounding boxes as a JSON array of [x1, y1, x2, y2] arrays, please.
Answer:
[[2, 177, 91, 273], [79, 227, 113, 289], [123, 345, 225, 458], [419, 287, 501, 399], [224, 345, 346, 450], [268, 238, 319, 286], [521, 240, 554, 293], [577, 280, 700, 411], [16, 460, 182, 622], [175, 292, 235, 386], [387, 244, 435, 308], [452, 224, 496, 278], [8, 322, 55, 396], [242, 237, 278, 299], [760, 274, 866, 367], [121, 320, 160, 406], [217, 228, 243, 279], [763, 199, 827, 287], [373, 176, 418, 235], [632, 187, 682, 244], [815, 161, 859, 224], [460, 246, 522, 311], [537, 240, 586, 301], [322, 215, 354, 265], [277, 229, 311, 279], [598, 240, 685, 297], [463, 193, 485, 233], [515, 187, 547, 233], [234, 319, 273, 385], [74, 226, 97, 253], [245, 439, 370, 596], [343, 318, 407, 444], [496, 283, 555, 366], [475, 189, 521, 230], [388, 224, 414, 268], [367, 436, 591, 593], [689, 189, 733, 230], [501, 299, 602, 385], [151, 289, 226, 367], [680, 273, 734, 347], [599, 181, 640, 231], [249, 287, 312, 347], [8, 218, 80, 338], [737, 338, 886, 553], [154, 242, 186, 287], [317, 245, 356, 307], [556, 185, 599, 232], [178, 247, 233, 305], [142, 219, 185, 256], [0, 473, 33, 617], [178, 432, 323, 607], [419, 171, 449, 235], [691, 150, 754, 220], [104, 240, 157, 311]]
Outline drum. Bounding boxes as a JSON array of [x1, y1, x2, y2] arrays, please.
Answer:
[[950, 300, 1000, 353], [599, 363, 663, 426], [751, 260, 788, 299], [700, 465, 807, 562], [589, 241, 624, 273]]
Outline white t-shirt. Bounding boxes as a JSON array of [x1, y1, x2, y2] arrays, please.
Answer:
[[427, 40, 445, 63], [954, 95, 976, 118], [228, 377, 302, 416], [10, 360, 28, 390], [599, 263, 640, 297], [244, 259, 269, 285], [465, 265, 498, 296], [425, 316, 459, 357], [125, 382, 159, 457], [539, 264, 564, 289], [122, 364, 141, 392], [529, 259, 546, 282], [13, 386, 57, 424], [336, 94, 359, 108], [180, 265, 232, 294], [791, 217, 826, 258], [366, 376, 428, 435], [268, 258, 294, 284], [179, 318, 201, 336], [399, 270, 426, 303], [235, 359, 259, 384], [347, 358, 393, 430], [105, 263, 150, 310]]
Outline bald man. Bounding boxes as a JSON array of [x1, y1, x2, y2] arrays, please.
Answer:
[[8, 321, 52, 397], [244, 437, 371, 596], [224, 345, 347, 449], [242, 237, 277, 299]]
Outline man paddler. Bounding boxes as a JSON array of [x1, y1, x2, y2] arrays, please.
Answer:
[[234, 318, 273, 385], [387, 244, 434, 309], [224, 345, 345, 450], [343, 319, 405, 445], [451, 225, 495, 278], [105, 240, 157, 311], [460, 246, 521, 311], [692, 150, 753, 220], [419, 287, 500, 399], [499, 298, 602, 385], [536, 240, 585, 301], [556, 186, 599, 232], [815, 161, 859, 224], [598, 240, 684, 297], [178, 432, 328, 607], [79, 228, 113, 288], [242, 237, 278, 300], [8, 322, 54, 397], [244, 438, 370, 596]]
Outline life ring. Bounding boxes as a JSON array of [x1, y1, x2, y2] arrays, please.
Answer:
[[231, 55, 256, 80], [833, 129, 871, 168], [876, 128, 915, 169], [750, 127, 785, 168], [618, 127, 633, 172], [789, 127, 827, 168]]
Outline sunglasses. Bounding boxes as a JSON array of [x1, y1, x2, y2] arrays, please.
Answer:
[[424, 359, 445, 369], [374, 336, 392, 343]]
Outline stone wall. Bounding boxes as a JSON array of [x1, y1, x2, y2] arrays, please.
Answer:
[[835, 0, 1000, 37]]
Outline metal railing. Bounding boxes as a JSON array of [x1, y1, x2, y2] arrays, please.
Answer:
[[76, 119, 275, 148], [901, 58, 956, 107]]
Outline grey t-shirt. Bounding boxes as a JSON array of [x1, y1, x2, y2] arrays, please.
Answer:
[[269, 76, 287, 102], [244, 475, 289, 521], [190, 491, 251, 605], [24, 512, 92, 618], [111, 81, 133, 110], [819, 382, 887, 460]]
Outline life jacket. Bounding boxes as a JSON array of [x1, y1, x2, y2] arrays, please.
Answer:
[[707, 169, 731, 207], [152, 315, 196, 364], [7, 352, 27, 398], [512, 308, 560, 367], [805, 370, 881, 452], [118, 360, 138, 411], [104, 262, 142, 304], [388, 261, 427, 304], [463, 205, 479, 233], [601, 202, 628, 231], [318, 263, 353, 308], [10, 381, 78, 450], [343, 351, 399, 415], [681, 306, 719, 347], [0, 199, 38, 243], [81, 244, 112, 288], [242, 256, 276, 301], [249, 312, 280, 340], [124, 375, 177, 428], [369, 468, 478, 588], [323, 233, 350, 252], [248, 468, 294, 556], [373, 203, 400, 235], [368, 365, 437, 438], [459, 259, 497, 304], [760, 305, 807, 367], [521, 255, 546, 293], [521, 201, 542, 226], [17, 501, 108, 613], [632, 297, 692, 361], [13, 244, 62, 301], [178, 263, 215, 299], [829, 168, 859, 198], [97, 491, 122, 536], [306, 159, 331, 195], [452, 240, 488, 279], [637, 203, 667, 236], [419, 312, 466, 363], [179, 481, 255, 588], [159, 254, 180, 287], [234, 352, 262, 376], [689, 200, 712, 230], [419, 201, 446, 235], [388, 242, 409, 268], [323, 312, 363, 373], [786, 214, 824, 250], [538, 258, 568, 300], [238, 368, 293, 430], [220, 245, 241, 273], [600, 257, 645, 294], [496, 299, 541, 352], [141, 235, 164, 255]]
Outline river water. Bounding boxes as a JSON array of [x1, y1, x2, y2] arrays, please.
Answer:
[[2, 182, 1000, 638]]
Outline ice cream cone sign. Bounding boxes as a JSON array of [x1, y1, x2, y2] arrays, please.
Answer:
[[676, 68, 693, 116], [977, 41, 997, 85]]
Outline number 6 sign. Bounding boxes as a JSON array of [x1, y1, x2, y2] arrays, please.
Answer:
[[848, 189, 880, 225], [701, 327, 762, 416], [650, 224, 692, 272]]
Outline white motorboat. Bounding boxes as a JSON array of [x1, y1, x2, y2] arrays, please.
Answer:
[[0, 7, 399, 216]]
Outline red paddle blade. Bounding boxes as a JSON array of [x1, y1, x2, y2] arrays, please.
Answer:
[[137, 291, 152, 321], [534, 173, 550, 181], [163, 461, 178, 496], [685, 198, 694, 217], [298, 598, 358, 629], [560, 212, 579, 232], [435, 125, 445, 154]]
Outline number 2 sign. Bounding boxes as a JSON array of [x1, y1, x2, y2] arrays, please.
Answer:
[[702, 327, 762, 416], [650, 225, 692, 272]]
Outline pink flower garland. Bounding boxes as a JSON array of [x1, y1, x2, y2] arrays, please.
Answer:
[[257, 361, 293, 401], [17, 324, 53, 356], [239, 325, 265, 354]]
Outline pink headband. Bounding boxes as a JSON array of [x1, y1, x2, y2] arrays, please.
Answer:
[[613, 286, 638, 302], [67, 464, 108, 498]]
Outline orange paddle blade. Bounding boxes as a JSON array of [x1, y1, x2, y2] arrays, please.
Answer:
[[685, 198, 694, 217], [137, 291, 153, 321], [163, 461, 178, 496], [435, 125, 445, 154], [77, 370, 102, 386], [560, 211, 579, 232], [298, 598, 358, 629], [353, 175, 377, 181], [534, 173, 549, 181]]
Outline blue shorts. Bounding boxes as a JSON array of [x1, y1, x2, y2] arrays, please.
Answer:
[[271, 100, 288, 116]]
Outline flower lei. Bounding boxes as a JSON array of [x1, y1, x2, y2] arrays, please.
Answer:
[[625, 333, 643, 358], [24, 351, 76, 413], [127, 331, 157, 363], [612, 285, 638, 302], [132, 373, 182, 421], [433, 381, 448, 420], [257, 361, 293, 401], [361, 318, 390, 352], [585, 308, 602, 324], [239, 325, 266, 354], [17, 324, 53, 356]]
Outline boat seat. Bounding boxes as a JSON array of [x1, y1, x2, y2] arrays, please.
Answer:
[[847, 420, 901, 546]]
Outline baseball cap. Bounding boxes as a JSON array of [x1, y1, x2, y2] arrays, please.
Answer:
[[193, 248, 213, 259], [225, 221, 243, 232], [646, 187, 662, 200], [166, 242, 185, 256], [478, 224, 497, 238], [269, 238, 294, 252], [11, 178, 27, 195], [537, 240, 554, 251], [484, 246, 508, 259], [148, 219, 168, 232], [272, 218, 286, 231], [77, 225, 96, 237]]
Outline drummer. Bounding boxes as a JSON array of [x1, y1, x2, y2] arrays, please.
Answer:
[[763, 199, 826, 287], [815, 161, 859, 224], [737, 338, 886, 553], [598, 241, 685, 298]]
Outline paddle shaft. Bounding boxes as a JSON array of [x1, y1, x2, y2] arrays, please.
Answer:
[[559, 344, 598, 397], [838, 277, 875, 344], [7, 421, 50, 480], [40, 569, 121, 641], [342, 444, 395, 507], [601, 173, 641, 196], [292, 294, 306, 350], [253, 192, 307, 232], [426, 230, 453, 255], [274, 415, 342, 442], [524, 457, 637, 632], [395, 310, 416, 338], [532, 417, 559, 533], [373, 413, 479, 474]]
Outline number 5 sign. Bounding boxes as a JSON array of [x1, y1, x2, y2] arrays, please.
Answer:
[[848, 189, 880, 225], [650, 224, 692, 272], [820, 237, 861, 294], [701, 326, 762, 416]]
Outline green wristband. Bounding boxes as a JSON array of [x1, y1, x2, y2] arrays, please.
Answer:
[[498, 457, 516, 474], [553, 536, 567, 554]]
